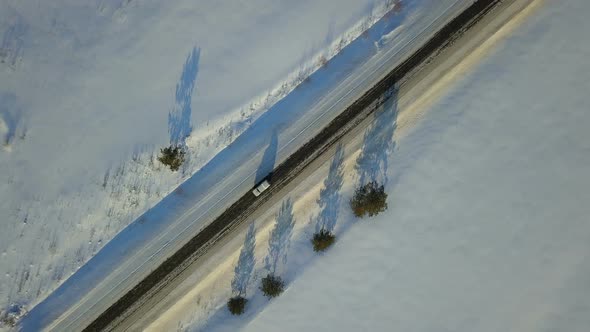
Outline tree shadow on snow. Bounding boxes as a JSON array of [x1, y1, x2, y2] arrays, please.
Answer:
[[21, 5, 416, 330], [231, 222, 256, 297], [355, 86, 399, 186], [264, 199, 295, 276], [315, 144, 345, 233], [0, 92, 25, 147], [193, 199, 295, 332], [169, 47, 200, 146]]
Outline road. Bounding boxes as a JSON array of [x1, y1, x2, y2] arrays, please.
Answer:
[[27, 0, 538, 331], [96, 0, 540, 330], [130, 1, 542, 329]]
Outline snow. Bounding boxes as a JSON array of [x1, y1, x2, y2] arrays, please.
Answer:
[[44, 0, 477, 328], [0, 0, 480, 330], [0, 0, 394, 324], [0, 0, 391, 318], [236, 0, 590, 331], [134, 0, 590, 330], [9, 0, 586, 330]]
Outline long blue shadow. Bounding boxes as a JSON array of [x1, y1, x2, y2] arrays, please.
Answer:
[[355, 86, 399, 186], [264, 199, 295, 276], [255, 129, 278, 184], [0, 92, 22, 146], [21, 6, 414, 330], [0, 18, 25, 67], [231, 222, 257, 297], [315, 144, 345, 233], [169, 47, 200, 146]]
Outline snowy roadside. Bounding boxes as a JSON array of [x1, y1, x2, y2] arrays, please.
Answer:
[[21, 2, 485, 331], [138, 1, 546, 329], [1, 1, 485, 330], [233, 0, 590, 331], [0, 0, 403, 322]]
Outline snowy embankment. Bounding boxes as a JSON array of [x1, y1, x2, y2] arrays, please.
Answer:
[[0, 0, 476, 329], [0, 0, 394, 325], [201, 0, 590, 331], [20, 1, 484, 330], [138, 0, 538, 328]]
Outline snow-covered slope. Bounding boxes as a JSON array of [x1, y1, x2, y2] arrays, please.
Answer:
[[0, 0, 398, 322], [1, 0, 481, 328], [19, 1, 487, 330], [241, 0, 590, 331]]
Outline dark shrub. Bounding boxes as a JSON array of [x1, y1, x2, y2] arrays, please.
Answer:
[[227, 296, 247, 315], [0, 303, 25, 328], [350, 181, 388, 218], [260, 274, 285, 298], [311, 229, 336, 252], [158, 145, 185, 171]]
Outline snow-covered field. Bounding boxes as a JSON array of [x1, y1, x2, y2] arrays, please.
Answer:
[[0, 0, 400, 324], [0, 0, 481, 329], [117, 0, 590, 330], [7, 0, 587, 330], [230, 0, 590, 331], [125, 1, 551, 329]]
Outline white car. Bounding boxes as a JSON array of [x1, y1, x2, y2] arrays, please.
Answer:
[[252, 179, 270, 197]]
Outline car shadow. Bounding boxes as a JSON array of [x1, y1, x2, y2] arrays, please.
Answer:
[[255, 128, 279, 184]]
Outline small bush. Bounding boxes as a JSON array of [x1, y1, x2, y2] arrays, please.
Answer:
[[318, 54, 328, 68], [227, 296, 247, 315], [158, 145, 186, 171], [0, 303, 26, 328], [350, 181, 388, 218], [311, 229, 336, 252], [0, 315, 16, 328], [260, 274, 285, 298]]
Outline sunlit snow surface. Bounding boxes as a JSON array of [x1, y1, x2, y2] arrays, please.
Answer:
[[239, 1, 590, 331], [0, 0, 396, 316], [0, 0, 472, 328], [4, 0, 589, 330]]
